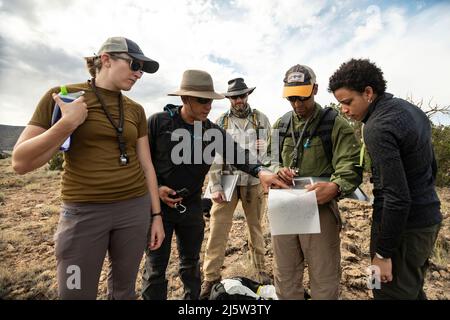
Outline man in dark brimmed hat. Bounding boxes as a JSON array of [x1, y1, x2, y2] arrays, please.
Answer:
[[200, 78, 273, 299], [141, 70, 287, 300]]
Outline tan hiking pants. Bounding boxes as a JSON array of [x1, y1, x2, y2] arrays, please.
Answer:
[[272, 201, 341, 300], [203, 184, 267, 281]]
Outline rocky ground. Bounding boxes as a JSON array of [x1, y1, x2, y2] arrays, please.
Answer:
[[1, 157, 449, 300]]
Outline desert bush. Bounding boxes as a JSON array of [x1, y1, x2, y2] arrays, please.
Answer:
[[48, 152, 64, 171], [432, 125, 450, 187]]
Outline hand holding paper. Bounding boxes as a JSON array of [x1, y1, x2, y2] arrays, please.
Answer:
[[306, 181, 339, 205]]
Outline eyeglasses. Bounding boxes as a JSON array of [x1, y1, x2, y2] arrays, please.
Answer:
[[230, 93, 248, 100], [110, 54, 144, 72], [286, 94, 312, 102], [196, 97, 213, 104]]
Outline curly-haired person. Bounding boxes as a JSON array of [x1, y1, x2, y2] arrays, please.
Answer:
[[328, 58, 442, 300]]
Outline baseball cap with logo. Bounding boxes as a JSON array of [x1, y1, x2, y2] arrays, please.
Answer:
[[282, 64, 316, 97], [96, 37, 159, 74]]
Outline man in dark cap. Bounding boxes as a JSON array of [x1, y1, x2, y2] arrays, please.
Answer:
[[270, 64, 362, 299], [200, 78, 273, 299]]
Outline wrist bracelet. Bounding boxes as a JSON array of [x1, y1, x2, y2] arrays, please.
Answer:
[[151, 212, 162, 218]]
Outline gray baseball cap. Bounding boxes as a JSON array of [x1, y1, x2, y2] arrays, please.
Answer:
[[283, 64, 316, 97], [97, 37, 159, 73]]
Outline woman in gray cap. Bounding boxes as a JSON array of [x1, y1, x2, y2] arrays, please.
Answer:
[[12, 37, 164, 300]]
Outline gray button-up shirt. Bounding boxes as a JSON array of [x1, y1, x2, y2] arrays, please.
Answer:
[[208, 108, 271, 193]]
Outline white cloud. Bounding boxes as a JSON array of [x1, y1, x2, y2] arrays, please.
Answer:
[[0, 0, 449, 126]]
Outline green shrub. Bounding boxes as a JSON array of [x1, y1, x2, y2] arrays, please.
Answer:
[[432, 125, 450, 187], [48, 152, 64, 171]]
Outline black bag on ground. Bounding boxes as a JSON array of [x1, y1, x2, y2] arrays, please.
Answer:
[[209, 277, 262, 300]]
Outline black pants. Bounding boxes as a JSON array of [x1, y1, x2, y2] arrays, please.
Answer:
[[370, 221, 441, 300], [142, 208, 205, 300]]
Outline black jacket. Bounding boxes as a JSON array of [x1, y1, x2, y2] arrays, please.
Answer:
[[363, 93, 442, 258], [148, 105, 262, 215]]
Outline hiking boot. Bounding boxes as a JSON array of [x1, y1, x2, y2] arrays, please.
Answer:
[[199, 278, 221, 300], [256, 271, 273, 285]]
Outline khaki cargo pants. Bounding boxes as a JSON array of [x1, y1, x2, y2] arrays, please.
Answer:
[[203, 184, 267, 281], [272, 201, 341, 300]]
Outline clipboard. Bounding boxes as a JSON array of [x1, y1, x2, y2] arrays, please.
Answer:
[[293, 176, 371, 202]]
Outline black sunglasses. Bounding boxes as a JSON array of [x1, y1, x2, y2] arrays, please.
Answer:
[[287, 94, 312, 102], [230, 93, 248, 100], [110, 54, 144, 72], [196, 97, 213, 104]]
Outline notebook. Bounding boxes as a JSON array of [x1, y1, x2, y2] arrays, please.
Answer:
[[203, 174, 239, 202]]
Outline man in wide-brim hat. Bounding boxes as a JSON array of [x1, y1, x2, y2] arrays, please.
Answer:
[[141, 70, 288, 300], [166, 69, 224, 122]]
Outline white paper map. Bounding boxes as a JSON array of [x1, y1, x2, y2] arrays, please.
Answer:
[[267, 189, 321, 235]]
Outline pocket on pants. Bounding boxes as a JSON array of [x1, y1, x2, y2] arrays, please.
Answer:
[[327, 200, 342, 230], [54, 206, 82, 259], [404, 224, 441, 268]]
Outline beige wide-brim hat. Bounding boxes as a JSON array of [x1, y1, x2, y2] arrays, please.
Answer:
[[168, 69, 225, 100]]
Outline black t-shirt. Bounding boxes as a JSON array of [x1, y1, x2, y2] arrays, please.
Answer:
[[148, 105, 261, 217]]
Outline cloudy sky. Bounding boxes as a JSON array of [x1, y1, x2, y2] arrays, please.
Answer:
[[1, 0, 449, 126]]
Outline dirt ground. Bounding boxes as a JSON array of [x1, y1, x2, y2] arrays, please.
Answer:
[[1, 157, 449, 299]]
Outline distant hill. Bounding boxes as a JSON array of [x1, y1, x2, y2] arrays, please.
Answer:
[[0, 124, 25, 151]]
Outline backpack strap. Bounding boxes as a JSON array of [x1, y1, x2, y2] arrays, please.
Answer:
[[251, 109, 259, 129], [159, 104, 181, 133], [313, 107, 338, 164], [217, 111, 230, 130], [277, 111, 294, 163]]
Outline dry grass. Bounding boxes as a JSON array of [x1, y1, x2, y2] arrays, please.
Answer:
[[1, 157, 449, 300]]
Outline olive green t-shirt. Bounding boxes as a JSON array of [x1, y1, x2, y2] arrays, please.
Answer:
[[29, 81, 148, 202]]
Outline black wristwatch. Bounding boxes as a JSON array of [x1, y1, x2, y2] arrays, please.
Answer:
[[254, 166, 271, 176]]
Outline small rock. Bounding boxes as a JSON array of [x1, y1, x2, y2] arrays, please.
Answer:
[[7, 243, 15, 251], [439, 270, 448, 278], [35, 204, 45, 209], [343, 242, 362, 256], [434, 281, 444, 287], [432, 271, 440, 279], [344, 253, 360, 263], [345, 268, 364, 278]]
